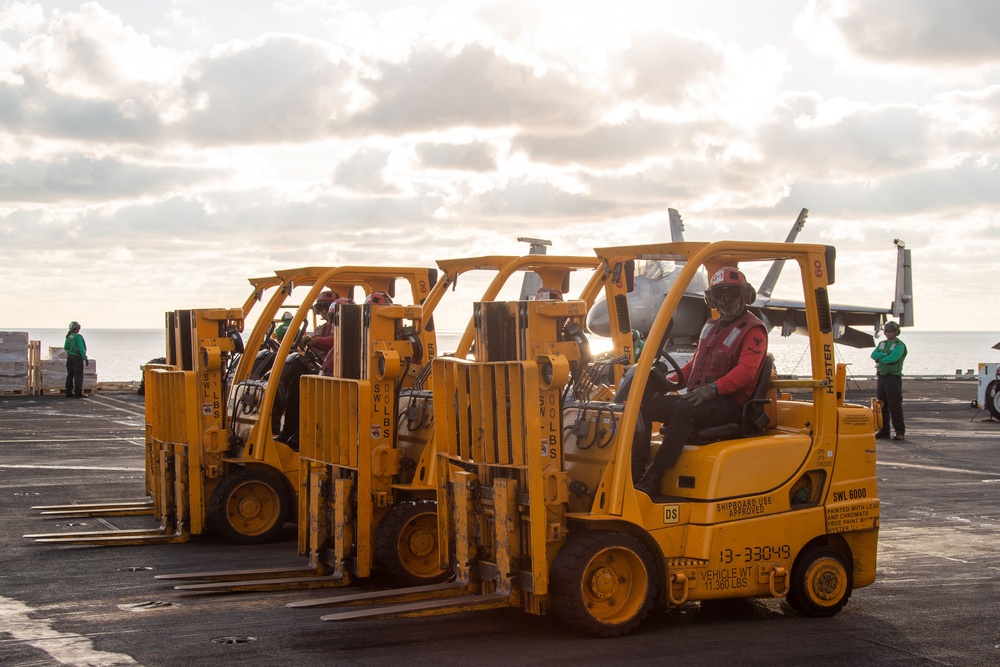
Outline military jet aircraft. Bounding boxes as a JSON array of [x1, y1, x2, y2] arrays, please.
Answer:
[[586, 209, 914, 349]]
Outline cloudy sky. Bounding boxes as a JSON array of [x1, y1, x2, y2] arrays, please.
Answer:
[[2, 0, 999, 331]]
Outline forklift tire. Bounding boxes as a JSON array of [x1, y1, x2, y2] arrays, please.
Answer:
[[551, 530, 658, 637], [374, 500, 448, 586], [208, 469, 290, 545], [986, 381, 1000, 420], [786, 545, 853, 617]]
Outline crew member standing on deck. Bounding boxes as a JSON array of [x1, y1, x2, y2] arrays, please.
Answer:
[[64, 321, 88, 398], [873, 321, 907, 441]]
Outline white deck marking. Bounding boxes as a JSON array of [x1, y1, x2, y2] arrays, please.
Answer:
[[87, 395, 146, 419], [0, 594, 142, 666], [879, 460, 1000, 477], [0, 464, 143, 472], [0, 437, 144, 445]]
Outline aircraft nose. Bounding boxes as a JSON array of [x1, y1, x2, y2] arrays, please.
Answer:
[[586, 300, 611, 337]]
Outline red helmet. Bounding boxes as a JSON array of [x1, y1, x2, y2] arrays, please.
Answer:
[[710, 266, 748, 288], [365, 291, 392, 305], [313, 290, 339, 315], [333, 297, 355, 306], [531, 287, 563, 301], [705, 266, 755, 319], [316, 290, 339, 305]]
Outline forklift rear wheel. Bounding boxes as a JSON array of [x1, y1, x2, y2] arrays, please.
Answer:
[[551, 530, 658, 637], [375, 500, 448, 586], [209, 469, 290, 544], [986, 381, 1000, 420], [787, 545, 853, 617]]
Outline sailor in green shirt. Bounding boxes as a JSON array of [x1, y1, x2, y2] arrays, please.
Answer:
[[871, 321, 906, 440], [274, 311, 294, 341], [64, 321, 88, 398]]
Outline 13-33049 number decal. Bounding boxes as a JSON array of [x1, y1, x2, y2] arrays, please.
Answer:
[[719, 545, 791, 564]]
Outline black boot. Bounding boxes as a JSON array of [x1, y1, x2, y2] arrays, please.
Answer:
[[635, 464, 666, 496], [631, 460, 646, 486]]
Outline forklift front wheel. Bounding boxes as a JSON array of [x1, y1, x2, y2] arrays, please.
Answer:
[[209, 469, 290, 544], [786, 545, 853, 617], [551, 530, 658, 637], [375, 500, 448, 586]]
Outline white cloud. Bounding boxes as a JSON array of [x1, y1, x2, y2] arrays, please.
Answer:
[[797, 0, 1000, 70], [758, 97, 932, 180], [332, 146, 397, 193], [0, 153, 214, 203], [178, 34, 356, 142], [0, 1, 44, 35], [512, 114, 721, 167], [348, 43, 600, 133], [25, 2, 181, 98], [0, 1, 998, 334], [415, 141, 497, 171]]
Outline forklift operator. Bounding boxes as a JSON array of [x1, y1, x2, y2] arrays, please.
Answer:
[[633, 267, 768, 496], [278, 290, 338, 446], [302, 294, 356, 375]]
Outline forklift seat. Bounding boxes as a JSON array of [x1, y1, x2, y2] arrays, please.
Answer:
[[660, 353, 775, 444]]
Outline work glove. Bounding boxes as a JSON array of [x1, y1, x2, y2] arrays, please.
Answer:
[[684, 384, 717, 407], [85, 359, 90, 367]]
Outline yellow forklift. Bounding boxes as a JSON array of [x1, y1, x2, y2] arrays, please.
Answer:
[[27, 275, 282, 524], [288, 240, 881, 637], [158, 254, 636, 591], [26, 266, 438, 546]]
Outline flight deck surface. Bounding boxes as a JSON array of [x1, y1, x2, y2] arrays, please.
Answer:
[[1, 380, 997, 666]]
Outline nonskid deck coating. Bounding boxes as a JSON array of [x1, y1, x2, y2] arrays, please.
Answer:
[[1, 379, 998, 667]]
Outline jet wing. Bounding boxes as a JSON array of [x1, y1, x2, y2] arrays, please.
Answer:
[[754, 297, 891, 348]]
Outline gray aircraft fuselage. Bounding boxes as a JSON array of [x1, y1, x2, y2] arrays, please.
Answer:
[[587, 265, 710, 345]]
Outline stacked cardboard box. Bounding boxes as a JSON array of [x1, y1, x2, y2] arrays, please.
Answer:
[[0, 331, 30, 393], [41, 346, 98, 393]]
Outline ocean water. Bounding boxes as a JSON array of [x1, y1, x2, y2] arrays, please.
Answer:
[[593, 331, 1000, 379], [17, 328, 167, 383], [13, 328, 1000, 382], [744, 331, 1000, 379]]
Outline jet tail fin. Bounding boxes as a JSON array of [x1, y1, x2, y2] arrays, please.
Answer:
[[668, 209, 685, 244], [757, 208, 809, 298], [516, 237, 551, 300], [890, 239, 914, 327]]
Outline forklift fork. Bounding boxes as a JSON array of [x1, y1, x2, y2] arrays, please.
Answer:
[[32, 500, 155, 518], [155, 467, 357, 592], [23, 441, 191, 546]]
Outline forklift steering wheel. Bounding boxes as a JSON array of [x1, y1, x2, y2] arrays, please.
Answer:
[[647, 317, 682, 392], [291, 320, 309, 350], [261, 322, 280, 351], [301, 346, 324, 368], [649, 354, 683, 392]]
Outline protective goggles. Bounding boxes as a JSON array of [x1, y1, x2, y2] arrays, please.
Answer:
[[709, 284, 744, 300]]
